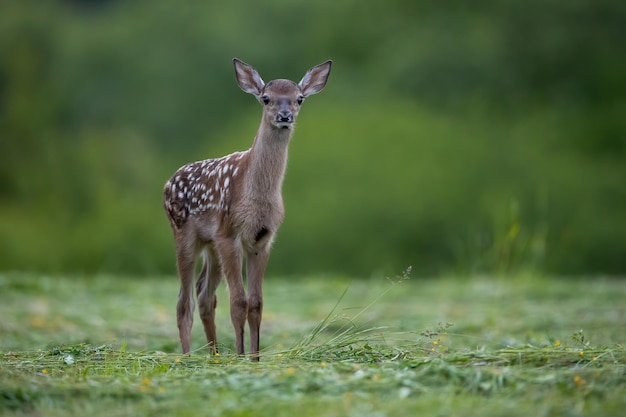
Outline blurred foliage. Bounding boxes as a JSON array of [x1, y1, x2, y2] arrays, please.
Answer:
[[0, 0, 625, 277]]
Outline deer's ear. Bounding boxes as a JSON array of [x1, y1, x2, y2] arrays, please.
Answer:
[[234, 58, 265, 97], [299, 60, 332, 98]]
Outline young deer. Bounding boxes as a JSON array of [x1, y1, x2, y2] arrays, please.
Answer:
[[163, 58, 331, 359]]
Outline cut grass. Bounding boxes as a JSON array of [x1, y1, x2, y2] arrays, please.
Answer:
[[0, 272, 625, 416]]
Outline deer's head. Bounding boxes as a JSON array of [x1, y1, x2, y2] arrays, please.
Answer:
[[234, 58, 332, 130]]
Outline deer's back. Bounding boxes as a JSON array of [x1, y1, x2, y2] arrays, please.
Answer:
[[163, 152, 246, 230]]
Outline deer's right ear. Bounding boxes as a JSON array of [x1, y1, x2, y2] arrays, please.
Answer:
[[233, 58, 265, 97], [299, 60, 332, 98]]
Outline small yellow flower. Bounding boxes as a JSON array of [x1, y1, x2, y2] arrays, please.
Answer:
[[592, 356, 598, 361], [579, 351, 584, 357], [573, 375, 586, 387], [277, 353, 283, 359], [41, 369, 48, 374], [373, 373, 381, 381], [30, 316, 45, 328], [320, 362, 327, 368], [215, 353, 220, 357], [555, 340, 561, 347], [213, 359, 219, 364], [175, 358, 181, 364], [433, 341, 438, 345], [286, 367, 296, 375], [142, 377, 151, 386]]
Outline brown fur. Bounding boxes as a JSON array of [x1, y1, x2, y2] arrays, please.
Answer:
[[163, 58, 331, 359]]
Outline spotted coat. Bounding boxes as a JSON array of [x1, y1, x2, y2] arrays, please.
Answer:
[[163, 151, 246, 229]]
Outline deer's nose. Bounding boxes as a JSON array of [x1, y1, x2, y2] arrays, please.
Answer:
[[277, 111, 292, 123]]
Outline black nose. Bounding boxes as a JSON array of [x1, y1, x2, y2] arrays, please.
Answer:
[[278, 111, 292, 122]]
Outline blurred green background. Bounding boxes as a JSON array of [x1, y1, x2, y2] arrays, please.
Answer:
[[1, 0, 624, 277]]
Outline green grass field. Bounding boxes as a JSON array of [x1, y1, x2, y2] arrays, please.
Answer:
[[1, 271, 624, 416]]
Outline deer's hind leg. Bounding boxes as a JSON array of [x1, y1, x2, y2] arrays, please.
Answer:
[[174, 233, 200, 354], [196, 247, 222, 355]]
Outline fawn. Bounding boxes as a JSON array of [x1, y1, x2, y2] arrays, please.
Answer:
[[163, 58, 331, 359]]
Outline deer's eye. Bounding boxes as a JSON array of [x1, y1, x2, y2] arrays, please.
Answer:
[[297, 96, 304, 105], [262, 96, 270, 105]]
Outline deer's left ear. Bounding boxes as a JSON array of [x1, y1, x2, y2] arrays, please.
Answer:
[[299, 60, 332, 98], [234, 58, 265, 97]]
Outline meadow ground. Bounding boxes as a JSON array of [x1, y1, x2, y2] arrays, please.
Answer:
[[0, 271, 624, 416]]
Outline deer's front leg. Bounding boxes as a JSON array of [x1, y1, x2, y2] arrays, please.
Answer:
[[246, 246, 270, 361], [217, 239, 247, 355]]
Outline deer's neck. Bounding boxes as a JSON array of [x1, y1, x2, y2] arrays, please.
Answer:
[[244, 123, 293, 198]]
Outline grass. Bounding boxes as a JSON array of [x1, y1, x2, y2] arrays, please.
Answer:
[[0, 271, 624, 416]]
